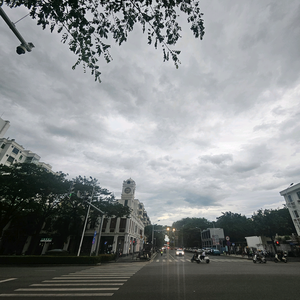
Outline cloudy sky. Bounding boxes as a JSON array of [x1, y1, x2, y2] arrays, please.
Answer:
[[1, 1, 300, 226]]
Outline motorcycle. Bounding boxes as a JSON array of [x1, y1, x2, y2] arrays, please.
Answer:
[[274, 252, 287, 263], [253, 253, 266, 263], [191, 254, 210, 264]]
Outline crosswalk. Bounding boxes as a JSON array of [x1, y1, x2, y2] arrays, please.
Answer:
[[154, 258, 251, 263], [0, 262, 147, 297]]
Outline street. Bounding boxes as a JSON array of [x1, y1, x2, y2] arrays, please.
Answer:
[[0, 250, 299, 299]]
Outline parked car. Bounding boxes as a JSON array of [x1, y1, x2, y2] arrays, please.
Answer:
[[210, 249, 221, 255]]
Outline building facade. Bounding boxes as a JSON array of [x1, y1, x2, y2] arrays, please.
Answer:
[[0, 117, 53, 171], [280, 183, 300, 236], [201, 228, 225, 250], [82, 178, 151, 255], [0, 118, 10, 138]]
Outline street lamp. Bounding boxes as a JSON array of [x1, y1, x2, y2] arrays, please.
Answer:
[[152, 220, 160, 253]]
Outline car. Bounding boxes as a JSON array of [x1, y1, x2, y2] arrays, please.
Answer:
[[176, 249, 185, 256], [210, 249, 221, 255]]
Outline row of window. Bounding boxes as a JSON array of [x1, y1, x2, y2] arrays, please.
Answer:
[[288, 192, 300, 202]]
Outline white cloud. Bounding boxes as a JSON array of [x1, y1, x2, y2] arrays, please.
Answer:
[[1, 1, 300, 225]]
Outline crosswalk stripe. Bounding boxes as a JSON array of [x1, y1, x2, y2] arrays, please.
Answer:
[[0, 262, 146, 298], [53, 275, 130, 280], [31, 283, 123, 286], [43, 280, 127, 282], [16, 288, 119, 291], [0, 293, 114, 297]]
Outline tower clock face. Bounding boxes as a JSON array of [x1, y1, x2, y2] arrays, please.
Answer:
[[124, 187, 131, 194]]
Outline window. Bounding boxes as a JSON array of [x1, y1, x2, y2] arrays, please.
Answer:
[[294, 210, 299, 218], [119, 218, 127, 233], [19, 155, 23, 160], [6, 156, 14, 164], [124, 200, 128, 207], [0, 143, 5, 149], [297, 192, 300, 200], [110, 218, 117, 232], [102, 219, 108, 232], [12, 147, 19, 155], [288, 195, 293, 202]]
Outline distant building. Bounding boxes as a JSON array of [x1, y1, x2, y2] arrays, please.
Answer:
[[82, 178, 151, 255], [280, 183, 300, 236], [245, 236, 272, 251], [0, 118, 10, 138], [0, 117, 53, 172], [201, 228, 225, 250]]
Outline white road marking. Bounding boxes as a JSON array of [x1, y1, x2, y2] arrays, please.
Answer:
[[16, 288, 119, 291], [43, 279, 127, 282], [53, 275, 130, 280], [0, 293, 114, 297], [31, 283, 123, 286], [0, 278, 17, 284]]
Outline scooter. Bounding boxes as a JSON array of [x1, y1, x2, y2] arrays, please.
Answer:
[[253, 254, 266, 263], [191, 254, 210, 264], [274, 252, 287, 263]]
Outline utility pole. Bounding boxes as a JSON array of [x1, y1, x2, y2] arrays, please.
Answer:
[[0, 6, 34, 54], [77, 186, 95, 256]]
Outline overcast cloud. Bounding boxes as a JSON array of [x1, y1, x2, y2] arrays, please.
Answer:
[[1, 0, 300, 225]]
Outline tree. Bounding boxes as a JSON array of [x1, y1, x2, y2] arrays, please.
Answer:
[[0, 164, 131, 254], [172, 217, 211, 248], [0, 163, 68, 254], [252, 207, 296, 252], [215, 212, 254, 244], [47, 176, 131, 253], [144, 224, 165, 248], [2, 0, 205, 81]]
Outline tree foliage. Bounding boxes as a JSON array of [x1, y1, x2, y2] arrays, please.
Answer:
[[216, 212, 253, 243], [0, 163, 131, 254], [172, 217, 211, 247], [252, 208, 295, 239], [1, 0, 205, 81], [0, 163, 68, 236], [144, 224, 165, 248]]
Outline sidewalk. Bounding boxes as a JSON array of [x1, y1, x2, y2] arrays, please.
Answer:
[[223, 253, 300, 262], [111, 252, 158, 263]]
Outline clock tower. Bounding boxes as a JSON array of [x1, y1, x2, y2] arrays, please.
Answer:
[[120, 178, 136, 207]]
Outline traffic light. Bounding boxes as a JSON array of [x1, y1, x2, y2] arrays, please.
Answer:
[[275, 241, 280, 246]]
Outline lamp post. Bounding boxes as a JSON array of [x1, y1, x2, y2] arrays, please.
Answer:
[[152, 220, 160, 253], [166, 227, 176, 248]]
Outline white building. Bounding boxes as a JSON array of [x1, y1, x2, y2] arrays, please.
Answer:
[[83, 178, 150, 255], [0, 117, 53, 171], [280, 183, 300, 236], [201, 228, 225, 250], [245, 236, 272, 251], [0, 118, 10, 138]]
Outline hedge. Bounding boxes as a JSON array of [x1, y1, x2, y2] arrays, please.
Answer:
[[0, 254, 114, 265]]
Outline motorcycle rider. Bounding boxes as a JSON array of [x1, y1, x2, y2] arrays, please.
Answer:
[[192, 251, 199, 261], [200, 250, 206, 261]]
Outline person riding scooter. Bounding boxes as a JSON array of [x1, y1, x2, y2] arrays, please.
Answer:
[[192, 251, 199, 261], [200, 250, 206, 261]]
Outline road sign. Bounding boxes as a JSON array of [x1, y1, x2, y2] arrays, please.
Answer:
[[226, 236, 230, 241], [40, 238, 52, 242]]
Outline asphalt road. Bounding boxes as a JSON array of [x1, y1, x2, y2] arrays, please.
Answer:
[[0, 250, 299, 299]]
